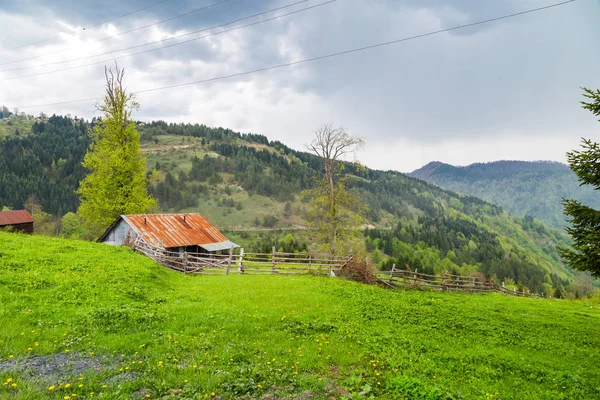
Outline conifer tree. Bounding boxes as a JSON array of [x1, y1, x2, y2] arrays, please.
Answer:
[[77, 65, 155, 234], [559, 88, 600, 277]]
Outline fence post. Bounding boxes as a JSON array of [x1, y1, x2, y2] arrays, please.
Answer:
[[226, 247, 233, 275], [183, 251, 188, 274], [389, 264, 395, 284], [272, 246, 276, 274], [442, 272, 447, 291], [238, 248, 244, 274], [413, 268, 419, 288], [308, 254, 312, 273]]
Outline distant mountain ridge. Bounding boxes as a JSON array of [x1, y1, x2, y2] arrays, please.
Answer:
[[409, 160, 599, 229]]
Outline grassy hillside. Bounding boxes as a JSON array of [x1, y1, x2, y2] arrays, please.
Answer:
[[0, 114, 35, 140], [1, 233, 599, 399], [409, 161, 600, 229], [0, 116, 591, 295]]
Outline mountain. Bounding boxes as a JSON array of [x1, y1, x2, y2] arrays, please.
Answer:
[[0, 114, 594, 295], [410, 160, 600, 229]]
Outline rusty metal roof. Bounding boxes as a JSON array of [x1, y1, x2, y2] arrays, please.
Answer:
[[122, 213, 232, 249], [0, 210, 35, 226]]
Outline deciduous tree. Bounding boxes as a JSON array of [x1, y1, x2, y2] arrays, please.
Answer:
[[77, 64, 155, 234], [305, 124, 365, 255]]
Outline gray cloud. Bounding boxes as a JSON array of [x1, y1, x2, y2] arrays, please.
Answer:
[[1, 0, 599, 172]]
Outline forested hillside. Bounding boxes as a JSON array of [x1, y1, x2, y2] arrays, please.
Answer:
[[0, 114, 593, 295], [410, 160, 600, 229]]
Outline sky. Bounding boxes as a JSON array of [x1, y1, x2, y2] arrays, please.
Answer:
[[1, 0, 599, 172]]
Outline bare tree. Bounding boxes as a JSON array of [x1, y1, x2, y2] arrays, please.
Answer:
[[96, 63, 139, 129], [307, 124, 364, 255]]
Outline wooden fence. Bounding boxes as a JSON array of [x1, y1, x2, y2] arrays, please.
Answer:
[[133, 239, 540, 298], [133, 238, 352, 275], [375, 265, 539, 297]]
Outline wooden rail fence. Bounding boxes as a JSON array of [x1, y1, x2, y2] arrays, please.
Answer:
[[375, 265, 540, 297], [133, 239, 351, 275], [133, 239, 541, 298]]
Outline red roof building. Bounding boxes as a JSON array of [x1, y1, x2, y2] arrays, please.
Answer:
[[0, 210, 35, 234], [99, 213, 238, 253]]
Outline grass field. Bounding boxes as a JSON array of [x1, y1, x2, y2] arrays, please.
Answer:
[[0, 233, 599, 399]]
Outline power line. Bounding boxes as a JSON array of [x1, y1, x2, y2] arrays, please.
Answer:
[[14, 0, 576, 109], [1, 0, 308, 73], [0, 0, 322, 81], [0, 0, 235, 68], [4, 0, 177, 52]]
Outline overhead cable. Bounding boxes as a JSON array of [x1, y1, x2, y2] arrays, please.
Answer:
[[0, 0, 235, 67], [0, 0, 323, 81], [14, 0, 576, 109], [4, 0, 177, 52]]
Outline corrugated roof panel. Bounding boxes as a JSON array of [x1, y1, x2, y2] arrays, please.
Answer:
[[124, 214, 231, 248], [0, 210, 35, 226], [199, 240, 240, 252]]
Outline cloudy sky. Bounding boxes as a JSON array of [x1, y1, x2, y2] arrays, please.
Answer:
[[1, 0, 599, 172]]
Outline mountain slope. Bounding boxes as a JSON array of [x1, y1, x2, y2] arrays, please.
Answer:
[[410, 160, 600, 229], [0, 116, 588, 294], [1, 232, 599, 399]]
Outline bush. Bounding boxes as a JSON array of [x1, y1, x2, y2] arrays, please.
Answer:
[[262, 215, 278, 228]]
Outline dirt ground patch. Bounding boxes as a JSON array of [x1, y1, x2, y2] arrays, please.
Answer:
[[0, 352, 110, 380]]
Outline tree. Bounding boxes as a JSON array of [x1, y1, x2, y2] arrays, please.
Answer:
[[283, 202, 292, 218], [559, 88, 600, 277], [553, 285, 563, 299], [24, 195, 42, 215], [77, 65, 156, 234], [305, 124, 365, 255], [61, 212, 85, 239]]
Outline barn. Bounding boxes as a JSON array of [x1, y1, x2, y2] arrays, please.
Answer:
[[0, 210, 35, 234], [98, 213, 238, 255]]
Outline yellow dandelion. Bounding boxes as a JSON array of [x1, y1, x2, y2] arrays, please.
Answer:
[[49, 385, 56, 391], [65, 384, 71, 388]]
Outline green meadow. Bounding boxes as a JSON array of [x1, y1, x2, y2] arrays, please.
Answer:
[[0, 232, 599, 399]]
